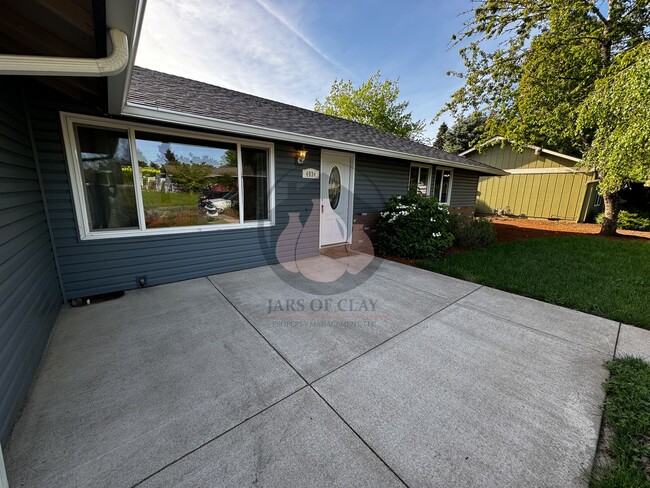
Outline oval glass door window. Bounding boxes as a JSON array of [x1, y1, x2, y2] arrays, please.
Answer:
[[328, 166, 341, 209]]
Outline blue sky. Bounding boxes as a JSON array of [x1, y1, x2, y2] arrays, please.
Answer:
[[135, 0, 474, 141]]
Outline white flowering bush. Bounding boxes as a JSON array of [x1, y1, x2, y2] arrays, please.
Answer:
[[375, 191, 454, 258]]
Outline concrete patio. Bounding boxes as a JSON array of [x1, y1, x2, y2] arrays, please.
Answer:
[[4, 255, 641, 487]]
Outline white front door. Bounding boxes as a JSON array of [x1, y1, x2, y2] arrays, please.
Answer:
[[320, 150, 353, 246]]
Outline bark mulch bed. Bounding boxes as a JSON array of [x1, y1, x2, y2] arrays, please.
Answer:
[[380, 216, 650, 263], [489, 216, 650, 244]]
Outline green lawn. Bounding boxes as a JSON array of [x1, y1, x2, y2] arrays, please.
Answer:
[[419, 236, 650, 329], [141, 190, 199, 208], [590, 357, 650, 487]]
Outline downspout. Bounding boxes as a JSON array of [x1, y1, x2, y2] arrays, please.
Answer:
[[0, 28, 128, 77]]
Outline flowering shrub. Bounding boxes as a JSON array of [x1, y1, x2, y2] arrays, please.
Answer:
[[375, 191, 454, 258]]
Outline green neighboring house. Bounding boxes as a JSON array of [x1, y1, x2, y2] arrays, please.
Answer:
[[461, 137, 602, 222]]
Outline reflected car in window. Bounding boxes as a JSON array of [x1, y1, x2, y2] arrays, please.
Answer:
[[209, 192, 238, 210]]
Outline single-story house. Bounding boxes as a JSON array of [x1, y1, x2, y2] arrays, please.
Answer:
[[0, 0, 502, 453], [461, 137, 602, 222]]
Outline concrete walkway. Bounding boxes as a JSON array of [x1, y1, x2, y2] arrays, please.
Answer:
[[5, 256, 642, 487]]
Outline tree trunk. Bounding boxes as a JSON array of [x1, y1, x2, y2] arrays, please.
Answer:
[[599, 191, 619, 236]]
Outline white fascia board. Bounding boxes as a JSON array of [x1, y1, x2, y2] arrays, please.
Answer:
[[460, 136, 582, 164], [121, 103, 505, 176], [504, 167, 593, 175], [459, 136, 505, 156], [539, 148, 582, 163], [106, 0, 147, 114]]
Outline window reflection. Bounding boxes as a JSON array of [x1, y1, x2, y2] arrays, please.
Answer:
[[134, 132, 239, 228], [409, 165, 430, 195], [71, 123, 272, 235], [241, 147, 269, 222], [434, 168, 452, 204], [76, 126, 138, 230]]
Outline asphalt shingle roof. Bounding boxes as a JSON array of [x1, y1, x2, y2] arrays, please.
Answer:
[[127, 67, 500, 174]]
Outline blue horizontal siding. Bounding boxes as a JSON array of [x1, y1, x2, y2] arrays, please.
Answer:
[[353, 156, 480, 213], [449, 169, 479, 207], [354, 153, 410, 213], [28, 86, 482, 304], [28, 90, 321, 299], [0, 79, 61, 445]]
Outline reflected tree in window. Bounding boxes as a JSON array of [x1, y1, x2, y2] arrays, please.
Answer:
[[135, 133, 240, 228]]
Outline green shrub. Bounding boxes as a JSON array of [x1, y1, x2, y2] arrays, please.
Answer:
[[447, 214, 496, 248], [375, 191, 454, 258], [596, 210, 650, 231]]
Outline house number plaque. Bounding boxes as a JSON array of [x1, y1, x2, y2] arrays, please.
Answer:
[[302, 168, 319, 179]]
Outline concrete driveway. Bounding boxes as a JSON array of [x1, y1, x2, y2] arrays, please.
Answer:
[[4, 255, 630, 487]]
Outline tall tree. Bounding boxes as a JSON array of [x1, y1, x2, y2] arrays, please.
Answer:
[[440, 0, 650, 235], [577, 42, 650, 233], [315, 70, 426, 141], [443, 112, 487, 154], [432, 122, 449, 149], [166, 163, 211, 192]]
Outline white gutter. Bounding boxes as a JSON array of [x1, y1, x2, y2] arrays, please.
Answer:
[[122, 102, 506, 176], [107, 0, 147, 113], [0, 28, 128, 77]]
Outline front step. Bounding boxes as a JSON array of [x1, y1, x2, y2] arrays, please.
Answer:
[[320, 244, 353, 259]]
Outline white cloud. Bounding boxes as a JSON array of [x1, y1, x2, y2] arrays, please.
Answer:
[[135, 0, 344, 108]]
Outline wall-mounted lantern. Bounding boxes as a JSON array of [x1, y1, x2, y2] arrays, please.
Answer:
[[295, 146, 308, 165]]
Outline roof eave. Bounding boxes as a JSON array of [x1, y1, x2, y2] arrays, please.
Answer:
[[460, 136, 583, 164], [121, 102, 505, 176]]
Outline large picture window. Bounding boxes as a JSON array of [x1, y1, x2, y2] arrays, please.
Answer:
[[62, 114, 274, 239]]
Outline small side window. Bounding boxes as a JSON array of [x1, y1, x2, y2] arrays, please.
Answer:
[[75, 126, 139, 231], [409, 164, 432, 195], [433, 168, 453, 204]]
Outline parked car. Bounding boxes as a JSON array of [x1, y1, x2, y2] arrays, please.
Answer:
[[198, 189, 230, 207], [209, 192, 238, 210]]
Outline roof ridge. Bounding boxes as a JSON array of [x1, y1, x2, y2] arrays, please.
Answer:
[[127, 67, 503, 174], [132, 66, 430, 148]]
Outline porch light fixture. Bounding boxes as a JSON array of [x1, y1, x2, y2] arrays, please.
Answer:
[[295, 146, 308, 165]]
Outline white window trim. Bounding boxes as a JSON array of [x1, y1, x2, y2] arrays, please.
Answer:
[[409, 163, 433, 195], [433, 167, 454, 205], [60, 112, 276, 240]]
